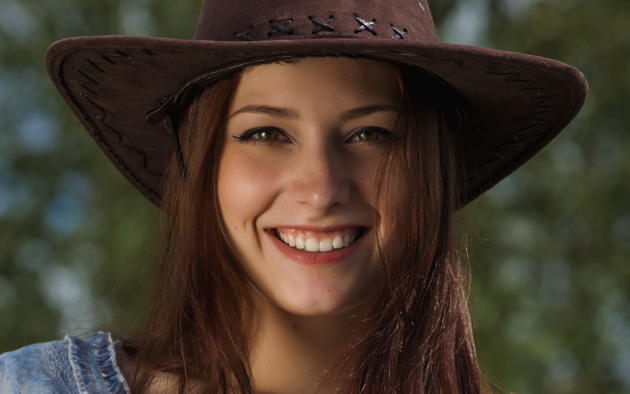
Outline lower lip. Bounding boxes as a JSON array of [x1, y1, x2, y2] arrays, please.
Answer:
[[266, 229, 369, 265]]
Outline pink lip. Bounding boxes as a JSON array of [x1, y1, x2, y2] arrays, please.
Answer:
[[266, 228, 369, 265]]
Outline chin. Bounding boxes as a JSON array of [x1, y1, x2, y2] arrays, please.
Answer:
[[269, 284, 366, 317]]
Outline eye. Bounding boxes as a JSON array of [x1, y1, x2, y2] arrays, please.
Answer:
[[231, 127, 289, 145], [347, 126, 396, 143], [231, 126, 396, 146]]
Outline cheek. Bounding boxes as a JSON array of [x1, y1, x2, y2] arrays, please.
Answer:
[[217, 151, 280, 227], [346, 152, 387, 206]]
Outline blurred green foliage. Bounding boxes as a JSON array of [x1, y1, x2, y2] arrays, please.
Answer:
[[0, 0, 628, 393]]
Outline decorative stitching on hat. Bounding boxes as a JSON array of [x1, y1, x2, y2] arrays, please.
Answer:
[[74, 67, 99, 86], [122, 142, 163, 177], [76, 53, 162, 181], [96, 116, 164, 178], [485, 67, 557, 98], [99, 50, 131, 64], [234, 26, 254, 41], [99, 54, 116, 64], [114, 49, 130, 58], [83, 96, 106, 119], [96, 117, 122, 143], [463, 63, 564, 185], [308, 15, 335, 34], [86, 59, 106, 74], [84, 54, 127, 74], [532, 94, 559, 109], [353, 13, 377, 35], [78, 82, 98, 97], [70, 49, 162, 203], [231, 14, 414, 40], [390, 24, 408, 39], [100, 118, 164, 177], [268, 18, 294, 36]]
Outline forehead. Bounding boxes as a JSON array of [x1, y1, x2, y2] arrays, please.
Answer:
[[232, 57, 402, 106]]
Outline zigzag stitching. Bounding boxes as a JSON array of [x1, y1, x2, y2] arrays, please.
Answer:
[[95, 114, 163, 178], [72, 50, 163, 200]]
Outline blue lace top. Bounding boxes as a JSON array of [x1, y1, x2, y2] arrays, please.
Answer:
[[0, 331, 130, 393]]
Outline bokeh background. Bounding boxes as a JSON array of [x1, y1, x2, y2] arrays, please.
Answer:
[[1, 0, 628, 393]]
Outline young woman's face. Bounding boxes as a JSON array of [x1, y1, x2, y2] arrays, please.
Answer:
[[218, 57, 402, 317]]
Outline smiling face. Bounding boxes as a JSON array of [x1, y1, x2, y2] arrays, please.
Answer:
[[217, 56, 403, 317]]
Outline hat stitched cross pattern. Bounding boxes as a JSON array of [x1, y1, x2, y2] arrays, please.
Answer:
[[45, 0, 588, 208], [200, 0, 428, 41]]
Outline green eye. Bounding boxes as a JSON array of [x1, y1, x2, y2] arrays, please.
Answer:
[[347, 127, 395, 143], [232, 126, 395, 145], [232, 127, 287, 145]]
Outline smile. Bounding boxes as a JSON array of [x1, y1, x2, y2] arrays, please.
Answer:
[[265, 227, 370, 265], [272, 227, 366, 252]]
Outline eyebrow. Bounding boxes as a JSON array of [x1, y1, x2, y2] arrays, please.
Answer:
[[228, 104, 398, 122]]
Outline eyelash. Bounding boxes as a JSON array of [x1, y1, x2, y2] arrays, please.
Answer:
[[231, 126, 397, 145]]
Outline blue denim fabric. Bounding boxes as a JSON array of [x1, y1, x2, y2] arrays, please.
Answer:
[[0, 331, 130, 394]]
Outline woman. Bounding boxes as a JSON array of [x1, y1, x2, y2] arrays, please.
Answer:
[[0, 0, 588, 393]]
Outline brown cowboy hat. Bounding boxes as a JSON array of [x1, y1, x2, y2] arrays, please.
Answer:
[[45, 0, 588, 208]]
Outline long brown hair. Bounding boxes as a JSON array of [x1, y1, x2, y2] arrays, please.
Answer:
[[121, 56, 489, 393]]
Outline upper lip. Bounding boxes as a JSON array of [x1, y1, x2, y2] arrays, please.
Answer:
[[265, 224, 369, 232]]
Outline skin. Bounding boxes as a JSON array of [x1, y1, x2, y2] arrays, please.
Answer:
[[218, 57, 403, 393]]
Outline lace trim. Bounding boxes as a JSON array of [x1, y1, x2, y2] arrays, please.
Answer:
[[66, 331, 131, 394]]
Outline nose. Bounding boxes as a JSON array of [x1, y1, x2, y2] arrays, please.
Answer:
[[288, 142, 351, 210]]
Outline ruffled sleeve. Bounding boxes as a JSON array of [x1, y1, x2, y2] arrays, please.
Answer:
[[67, 331, 130, 394], [0, 331, 131, 393]]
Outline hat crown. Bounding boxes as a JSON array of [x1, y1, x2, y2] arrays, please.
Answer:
[[194, 0, 439, 43]]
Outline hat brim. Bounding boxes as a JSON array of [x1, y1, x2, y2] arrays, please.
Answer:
[[45, 36, 588, 207]]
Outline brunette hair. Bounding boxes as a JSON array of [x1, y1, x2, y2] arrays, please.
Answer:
[[121, 56, 489, 393]]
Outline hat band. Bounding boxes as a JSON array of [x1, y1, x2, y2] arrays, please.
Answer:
[[226, 13, 410, 42]]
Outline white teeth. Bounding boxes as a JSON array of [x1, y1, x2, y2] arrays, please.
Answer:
[[275, 229, 363, 252], [305, 238, 318, 252], [318, 238, 333, 252], [332, 235, 344, 249]]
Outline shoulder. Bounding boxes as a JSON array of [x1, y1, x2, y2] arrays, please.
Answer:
[[0, 336, 73, 393], [0, 331, 130, 394]]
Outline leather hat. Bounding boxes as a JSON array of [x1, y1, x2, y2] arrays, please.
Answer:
[[45, 0, 589, 207]]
